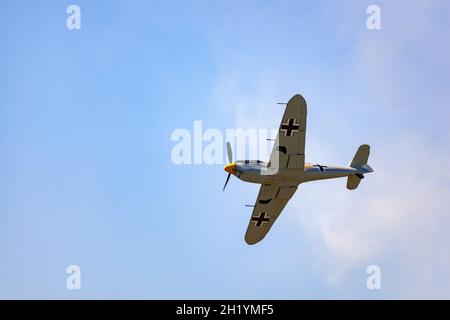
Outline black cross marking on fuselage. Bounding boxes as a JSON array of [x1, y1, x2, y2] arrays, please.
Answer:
[[251, 212, 270, 227], [313, 164, 327, 172], [280, 118, 300, 136]]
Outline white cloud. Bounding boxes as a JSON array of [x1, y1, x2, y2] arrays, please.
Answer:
[[293, 135, 450, 294]]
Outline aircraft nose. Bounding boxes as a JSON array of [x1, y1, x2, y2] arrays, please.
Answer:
[[224, 163, 236, 174]]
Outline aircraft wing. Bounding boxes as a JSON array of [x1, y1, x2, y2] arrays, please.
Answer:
[[245, 183, 299, 245], [269, 94, 307, 172]]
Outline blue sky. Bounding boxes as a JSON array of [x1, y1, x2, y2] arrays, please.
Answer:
[[1, 0, 450, 299]]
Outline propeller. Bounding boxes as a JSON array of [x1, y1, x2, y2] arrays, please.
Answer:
[[223, 142, 233, 191], [223, 173, 231, 191], [227, 142, 233, 164]]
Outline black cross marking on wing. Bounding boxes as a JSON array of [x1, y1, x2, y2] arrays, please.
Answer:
[[251, 212, 271, 227], [280, 118, 300, 137]]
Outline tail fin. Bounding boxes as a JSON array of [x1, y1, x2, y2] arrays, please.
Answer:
[[347, 144, 373, 190], [350, 144, 370, 168]]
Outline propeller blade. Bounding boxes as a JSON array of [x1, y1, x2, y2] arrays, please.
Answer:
[[226, 142, 233, 163], [223, 173, 231, 191]]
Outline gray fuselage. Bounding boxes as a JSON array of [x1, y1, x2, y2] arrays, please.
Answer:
[[234, 160, 363, 185]]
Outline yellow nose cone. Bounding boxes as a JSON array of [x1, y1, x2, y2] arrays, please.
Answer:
[[224, 163, 236, 174]]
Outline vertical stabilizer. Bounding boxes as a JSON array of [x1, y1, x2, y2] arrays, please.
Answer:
[[350, 144, 370, 168]]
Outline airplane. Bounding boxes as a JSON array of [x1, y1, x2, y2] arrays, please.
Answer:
[[223, 94, 373, 245]]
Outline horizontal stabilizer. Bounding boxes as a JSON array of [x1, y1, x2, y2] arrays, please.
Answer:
[[347, 174, 362, 190]]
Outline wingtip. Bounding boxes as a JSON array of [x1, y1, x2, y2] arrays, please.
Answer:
[[289, 93, 306, 104], [244, 235, 263, 245]]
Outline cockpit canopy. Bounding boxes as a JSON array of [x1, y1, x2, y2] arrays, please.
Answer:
[[236, 160, 268, 167]]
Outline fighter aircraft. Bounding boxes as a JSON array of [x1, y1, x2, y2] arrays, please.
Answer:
[[223, 94, 373, 245]]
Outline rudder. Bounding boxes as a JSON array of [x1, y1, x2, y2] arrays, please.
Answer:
[[350, 144, 370, 168]]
